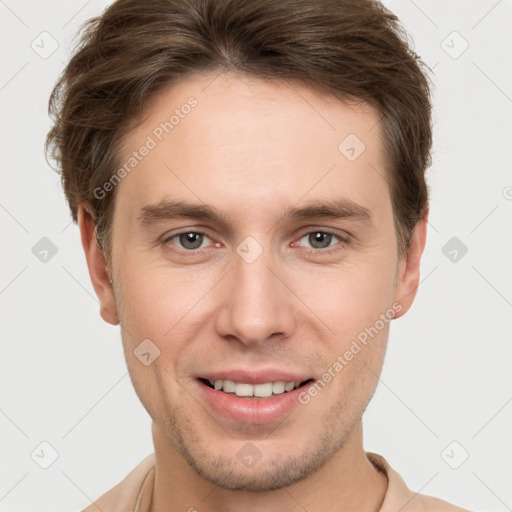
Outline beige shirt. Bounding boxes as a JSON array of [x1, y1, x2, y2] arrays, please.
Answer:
[[82, 452, 470, 512]]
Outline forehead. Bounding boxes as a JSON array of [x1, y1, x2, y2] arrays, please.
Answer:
[[114, 72, 390, 225]]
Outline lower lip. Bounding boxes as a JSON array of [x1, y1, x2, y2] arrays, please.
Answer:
[[197, 380, 312, 425]]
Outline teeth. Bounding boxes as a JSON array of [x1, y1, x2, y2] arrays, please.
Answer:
[[254, 383, 273, 398], [223, 380, 236, 393], [235, 383, 253, 397], [272, 381, 285, 394], [210, 379, 302, 397], [284, 381, 295, 392]]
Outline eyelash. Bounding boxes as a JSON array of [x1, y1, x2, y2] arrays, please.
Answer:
[[161, 229, 349, 256]]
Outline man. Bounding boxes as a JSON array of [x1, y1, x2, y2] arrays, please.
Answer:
[[46, 0, 470, 510]]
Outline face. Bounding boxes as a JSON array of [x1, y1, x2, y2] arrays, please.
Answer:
[[80, 72, 426, 492]]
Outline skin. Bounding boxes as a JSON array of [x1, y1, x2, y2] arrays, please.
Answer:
[[78, 72, 427, 512]]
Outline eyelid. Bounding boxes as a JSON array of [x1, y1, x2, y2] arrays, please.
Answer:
[[161, 227, 350, 254], [161, 229, 215, 250], [295, 226, 350, 240], [293, 228, 349, 253]]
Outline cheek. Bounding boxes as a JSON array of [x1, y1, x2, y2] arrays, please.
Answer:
[[114, 260, 221, 377], [116, 262, 195, 336], [115, 266, 190, 415], [300, 255, 398, 344]]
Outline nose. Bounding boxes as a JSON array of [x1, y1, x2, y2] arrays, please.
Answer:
[[215, 245, 297, 347]]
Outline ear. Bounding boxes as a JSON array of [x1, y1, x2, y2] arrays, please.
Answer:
[[77, 205, 119, 325], [392, 208, 428, 319]]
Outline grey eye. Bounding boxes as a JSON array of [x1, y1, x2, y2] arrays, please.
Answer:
[[302, 232, 337, 249], [178, 232, 206, 250]]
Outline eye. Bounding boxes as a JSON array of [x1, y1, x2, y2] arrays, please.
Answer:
[[165, 231, 212, 251], [297, 231, 344, 251], [162, 229, 347, 255]]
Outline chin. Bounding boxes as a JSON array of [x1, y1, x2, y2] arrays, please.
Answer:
[[185, 451, 326, 492]]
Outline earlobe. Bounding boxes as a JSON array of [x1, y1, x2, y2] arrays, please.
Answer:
[[392, 208, 429, 319], [77, 205, 120, 326]]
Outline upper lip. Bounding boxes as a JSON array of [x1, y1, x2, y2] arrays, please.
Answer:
[[197, 369, 312, 385]]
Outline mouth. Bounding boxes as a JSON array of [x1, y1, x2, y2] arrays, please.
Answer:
[[198, 378, 314, 398], [196, 374, 315, 424]]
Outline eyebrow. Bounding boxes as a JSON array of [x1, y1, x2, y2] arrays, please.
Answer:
[[137, 198, 372, 228]]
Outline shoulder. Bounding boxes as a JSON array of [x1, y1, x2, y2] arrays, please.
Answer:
[[367, 453, 473, 512], [81, 453, 155, 512]]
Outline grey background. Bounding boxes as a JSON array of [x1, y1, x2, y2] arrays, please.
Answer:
[[1, 1, 511, 511]]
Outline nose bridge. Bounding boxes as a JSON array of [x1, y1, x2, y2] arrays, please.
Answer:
[[216, 238, 295, 345]]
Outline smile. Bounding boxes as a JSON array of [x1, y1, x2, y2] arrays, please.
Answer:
[[196, 375, 315, 424], [200, 378, 312, 398]]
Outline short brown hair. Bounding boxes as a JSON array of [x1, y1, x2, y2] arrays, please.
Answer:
[[46, 0, 432, 262]]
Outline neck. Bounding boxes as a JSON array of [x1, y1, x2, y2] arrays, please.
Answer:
[[149, 421, 387, 512]]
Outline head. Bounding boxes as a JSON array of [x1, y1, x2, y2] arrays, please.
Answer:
[[47, 0, 432, 492]]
